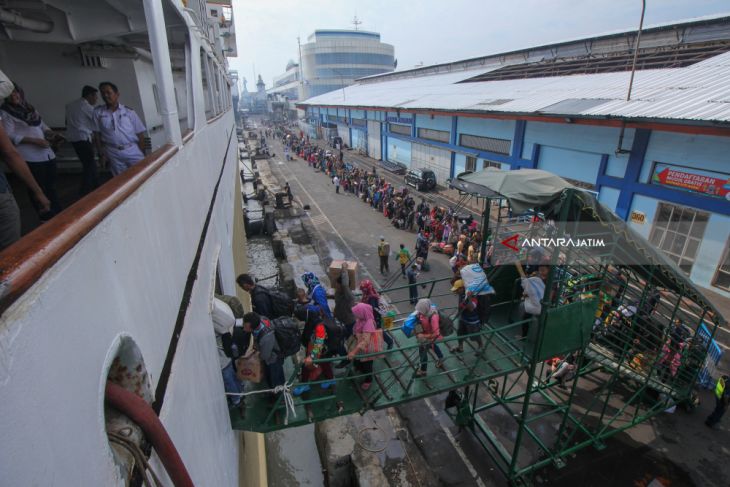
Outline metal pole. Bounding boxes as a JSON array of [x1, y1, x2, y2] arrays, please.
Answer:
[[143, 0, 182, 145], [626, 0, 646, 101]]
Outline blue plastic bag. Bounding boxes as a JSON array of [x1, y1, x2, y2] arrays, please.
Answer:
[[402, 312, 418, 337]]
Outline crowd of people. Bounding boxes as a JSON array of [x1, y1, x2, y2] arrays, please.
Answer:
[[0, 72, 147, 251], [276, 127, 488, 272], [217, 121, 730, 430]]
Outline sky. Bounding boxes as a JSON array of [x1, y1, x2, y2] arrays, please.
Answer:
[[228, 0, 730, 90]]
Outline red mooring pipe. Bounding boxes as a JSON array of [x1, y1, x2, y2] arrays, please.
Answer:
[[105, 381, 195, 487]]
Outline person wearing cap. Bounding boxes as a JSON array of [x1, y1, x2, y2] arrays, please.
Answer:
[[65, 86, 100, 195], [377, 236, 390, 275], [93, 81, 147, 176], [452, 279, 484, 353]]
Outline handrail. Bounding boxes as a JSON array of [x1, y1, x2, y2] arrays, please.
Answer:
[[207, 108, 230, 124], [0, 144, 178, 317]]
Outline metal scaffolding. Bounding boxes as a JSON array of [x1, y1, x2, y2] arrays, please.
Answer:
[[230, 174, 724, 486]]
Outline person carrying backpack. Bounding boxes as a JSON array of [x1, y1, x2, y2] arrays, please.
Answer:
[[414, 299, 444, 377], [377, 237, 391, 275], [237, 273, 294, 319], [451, 280, 483, 353], [302, 272, 332, 319], [237, 273, 274, 318], [243, 312, 285, 396], [292, 304, 336, 396]]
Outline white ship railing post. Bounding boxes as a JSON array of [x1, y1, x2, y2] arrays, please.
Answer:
[[143, 0, 183, 146]]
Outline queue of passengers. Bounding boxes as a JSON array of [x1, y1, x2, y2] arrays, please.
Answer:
[[0, 72, 147, 251], [278, 127, 486, 274]]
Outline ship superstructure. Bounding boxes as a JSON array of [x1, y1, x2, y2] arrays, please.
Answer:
[[0, 1, 263, 485]]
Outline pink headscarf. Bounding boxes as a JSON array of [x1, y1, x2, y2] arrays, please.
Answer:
[[352, 302, 376, 334], [359, 279, 379, 302]]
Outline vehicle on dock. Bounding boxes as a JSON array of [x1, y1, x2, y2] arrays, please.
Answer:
[[405, 168, 437, 191]]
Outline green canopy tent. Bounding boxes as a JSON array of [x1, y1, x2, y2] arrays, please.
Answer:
[[450, 168, 724, 326]]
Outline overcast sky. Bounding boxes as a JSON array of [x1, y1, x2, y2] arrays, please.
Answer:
[[229, 0, 729, 90]]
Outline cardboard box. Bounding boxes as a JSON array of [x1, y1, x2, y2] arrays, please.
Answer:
[[328, 260, 358, 290]]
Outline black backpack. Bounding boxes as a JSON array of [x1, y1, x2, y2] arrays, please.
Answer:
[[322, 316, 346, 354], [270, 316, 301, 357], [257, 286, 295, 318]]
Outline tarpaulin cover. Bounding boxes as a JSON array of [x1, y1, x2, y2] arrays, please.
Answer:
[[451, 168, 724, 325], [450, 168, 574, 213]]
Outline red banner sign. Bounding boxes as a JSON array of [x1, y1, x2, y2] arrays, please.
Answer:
[[652, 163, 730, 200]]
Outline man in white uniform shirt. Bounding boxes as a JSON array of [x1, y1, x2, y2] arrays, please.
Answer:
[[93, 81, 146, 177], [65, 85, 99, 195]]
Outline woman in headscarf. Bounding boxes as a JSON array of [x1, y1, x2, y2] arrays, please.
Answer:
[[347, 302, 381, 390], [302, 271, 332, 319], [414, 298, 444, 377], [359, 279, 393, 350], [1, 84, 62, 220]]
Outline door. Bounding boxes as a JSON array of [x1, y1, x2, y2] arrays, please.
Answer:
[[411, 143, 450, 183], [367, 120, 381, 160]]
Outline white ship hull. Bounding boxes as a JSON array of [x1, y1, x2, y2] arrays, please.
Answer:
[[0, 1, 262, 485]]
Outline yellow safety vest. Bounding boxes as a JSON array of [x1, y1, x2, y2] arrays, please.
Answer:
[[716, 377, 726, 400]]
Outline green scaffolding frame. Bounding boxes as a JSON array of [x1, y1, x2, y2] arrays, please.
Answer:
[[231, 187, 724, 486]]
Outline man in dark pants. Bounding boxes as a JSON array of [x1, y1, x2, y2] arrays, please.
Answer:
[[378, 236, 390, 275], [65, 86, 99, 195], [406, 264, 419, 305], [706, 375, 730, 428], [243, 312, 285, 394]]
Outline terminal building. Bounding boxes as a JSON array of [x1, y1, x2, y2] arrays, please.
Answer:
[[269, 60, 300, 101], [298, 15, 730, 299], [299, 29, 395, 100]]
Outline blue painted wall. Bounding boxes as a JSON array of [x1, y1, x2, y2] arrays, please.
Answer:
[[538, 145, 603, 184], [523, 122, 632, 176], [386, 136, 412, 166], [458, 117, 515, 142], [599, 186, 621, 211], [415, 114, 452, 132], [640, 132, 730, 182], [351, 109, 365, 120]]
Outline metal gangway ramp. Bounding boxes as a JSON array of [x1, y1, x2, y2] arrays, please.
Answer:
[[230, 169, 724, 486]]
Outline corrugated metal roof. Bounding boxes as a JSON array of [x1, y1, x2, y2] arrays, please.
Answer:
[[299, 51, 730, 123]]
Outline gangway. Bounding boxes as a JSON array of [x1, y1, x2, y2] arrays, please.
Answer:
[[230, 168, 724, 485]]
